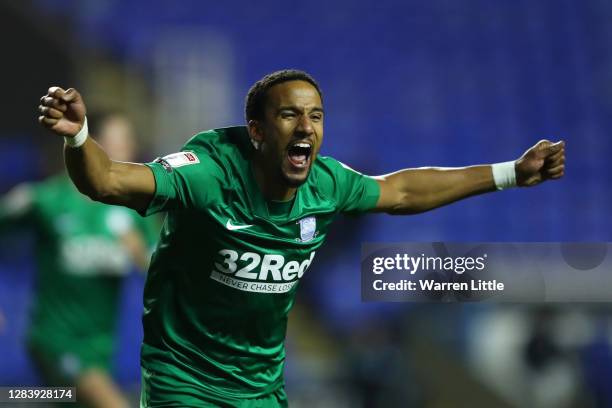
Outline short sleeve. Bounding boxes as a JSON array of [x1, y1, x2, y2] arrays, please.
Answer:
[[140, 150, 223, 216], [317, 156, 380, 215]]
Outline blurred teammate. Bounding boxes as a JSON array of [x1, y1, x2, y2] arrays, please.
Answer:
[[1, 112, 158, 407], [38, 70, 565, 407]]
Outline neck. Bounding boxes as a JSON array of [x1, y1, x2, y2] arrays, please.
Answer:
[[251, 156, 296, 201]]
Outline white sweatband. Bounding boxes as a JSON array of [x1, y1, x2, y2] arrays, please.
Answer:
[[491, 161, 517, 190], [64, 116, 88, 148]]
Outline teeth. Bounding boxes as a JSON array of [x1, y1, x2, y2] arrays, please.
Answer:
[[295, 143, 311, 148]]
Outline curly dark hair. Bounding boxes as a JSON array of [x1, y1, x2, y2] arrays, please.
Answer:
[[245, 69, 323, 122]]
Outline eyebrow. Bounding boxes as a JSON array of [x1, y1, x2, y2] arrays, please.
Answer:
[[277, 106, 325, 114]]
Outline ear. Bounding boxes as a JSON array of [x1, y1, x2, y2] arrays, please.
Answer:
[[248, 120, 264, 149]]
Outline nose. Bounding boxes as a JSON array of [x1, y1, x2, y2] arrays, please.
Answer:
[[295, 114, 314, 136]]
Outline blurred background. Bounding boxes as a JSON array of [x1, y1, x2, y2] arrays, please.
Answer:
[[1, 0, 611, 407]]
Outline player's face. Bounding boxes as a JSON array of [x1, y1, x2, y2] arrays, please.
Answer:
[[259, 80, 324, 187]]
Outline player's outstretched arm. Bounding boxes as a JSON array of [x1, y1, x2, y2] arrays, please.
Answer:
[[373, 140, 565, 215], [38, 87, 155, 212]]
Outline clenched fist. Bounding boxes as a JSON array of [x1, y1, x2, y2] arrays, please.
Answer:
[[516, 139, 566, 187], [38, 87, 86, 138]]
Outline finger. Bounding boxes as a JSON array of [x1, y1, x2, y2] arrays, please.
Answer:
[[39, 105, 63, 119], [545, 164, 564, 176], [39, 106, 64, 119], [540, 140, 565, 157], [546, 156, 565, 169], [41, 96, 67, 112], [61, 88, 78, 103], [545, 148, 564, 163], [38, 115, 58, 126], [48, 86, 66, 99], [550, 171, 564, 179]]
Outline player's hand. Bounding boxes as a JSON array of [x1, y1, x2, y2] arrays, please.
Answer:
[[515, 139, 565, 187], [38, 87, 86, 138]]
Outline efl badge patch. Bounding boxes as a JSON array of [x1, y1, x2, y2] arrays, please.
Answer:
[[160, 151, 200, 168], [299, 216, 316, 242]]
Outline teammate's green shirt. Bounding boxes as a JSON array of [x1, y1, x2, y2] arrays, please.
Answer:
[[0, 175, 157, 380], [140, 126, 380, 405]]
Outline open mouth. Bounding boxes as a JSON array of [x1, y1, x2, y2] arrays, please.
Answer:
[[287, 142, 313, 169]]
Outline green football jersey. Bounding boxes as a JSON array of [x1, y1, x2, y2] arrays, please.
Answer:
[[140, 126, 379, 404], [0, 175, 157, 377]]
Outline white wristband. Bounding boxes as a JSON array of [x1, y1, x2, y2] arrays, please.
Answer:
[[491, 161, 517, 190], [64, 116, 88, 148]]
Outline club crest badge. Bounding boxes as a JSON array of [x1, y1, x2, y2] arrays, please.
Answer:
[[298, 216, 316, 242]]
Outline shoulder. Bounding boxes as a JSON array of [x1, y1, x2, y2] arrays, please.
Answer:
[[2, 175, 72, 219], [309, 155, 376, 202], [1, 183, 36, 217], [28, 174, 72, 204], [311, 155, 366, 180], [309, 156, 345, 198], [176, 126, 253, 178], [155, 126, 248, 173], [147, 127, 252, 207], [182, 126, 252, 158]]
